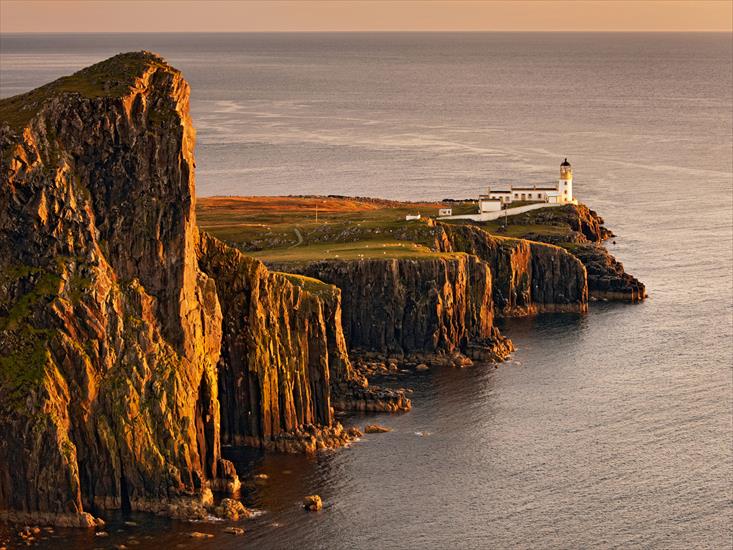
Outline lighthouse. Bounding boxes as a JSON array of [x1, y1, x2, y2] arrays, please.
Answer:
[[559, 158, 573, 204]]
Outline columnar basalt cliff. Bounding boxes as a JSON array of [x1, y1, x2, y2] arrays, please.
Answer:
[[197, 233, 408, 452], [269, 254, 513, 363], [490, 204, 646, 301], [0, 52, 226, 526], [434, 223, 589, 316], [0, 52, 380, 527]]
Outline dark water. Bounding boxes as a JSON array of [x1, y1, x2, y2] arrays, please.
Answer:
[[1, 33, 731, 549]]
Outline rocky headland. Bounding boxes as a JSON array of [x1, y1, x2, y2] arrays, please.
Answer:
[[481, 204, 646, 302], [0, 52, 645, 529], [0, 52, 399, 528]]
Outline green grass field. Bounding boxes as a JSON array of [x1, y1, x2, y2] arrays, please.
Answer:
[[197, 196, 577, 262], [444, 220, 572, 239], [198, 196, 466, 255], [251, 240, 458, 263]]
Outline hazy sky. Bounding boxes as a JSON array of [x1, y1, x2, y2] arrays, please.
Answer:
[[1, 0, 731, 33]]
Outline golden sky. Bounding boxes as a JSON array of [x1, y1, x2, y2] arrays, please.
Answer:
[[1, 0, 731, 33]]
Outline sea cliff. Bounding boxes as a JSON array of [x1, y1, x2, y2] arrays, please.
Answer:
[[0, 52, 394, 527], [483, 204, 646, 301], [0, 52, 227, 526], [434, 222, 589, 315], [271, 253, 513, 364], [197, 232, 408, 452]]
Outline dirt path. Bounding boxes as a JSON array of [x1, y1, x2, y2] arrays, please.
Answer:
[[290, 227, 304, 248]]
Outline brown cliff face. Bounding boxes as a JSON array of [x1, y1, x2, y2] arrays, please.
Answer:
[[0, 52, 224, 526], [198, 233, 409, 432], [198, 233, 330, 449], [564, 243, 646, 301], [270, 254, 512, 362], [489, 205, 645, 302], [435, 223, 589, 316], [507, 204, 613, 244]]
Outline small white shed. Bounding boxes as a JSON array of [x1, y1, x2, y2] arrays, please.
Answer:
[[479, 197, 502, 213]]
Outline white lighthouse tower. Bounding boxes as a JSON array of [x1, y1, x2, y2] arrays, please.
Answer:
[[559, 158, 574, 204]]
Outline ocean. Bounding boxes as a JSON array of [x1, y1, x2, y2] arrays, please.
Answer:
[[1, 32, 731, 549]]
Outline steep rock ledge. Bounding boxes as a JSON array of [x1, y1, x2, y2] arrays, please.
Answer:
[[562, 243, 646, 302], [490, 205, 645, 301], [0, 52, 227, 525], [269, 254, 513, 364], [434, 223, 589, 316], [197, 234, 409, 431]]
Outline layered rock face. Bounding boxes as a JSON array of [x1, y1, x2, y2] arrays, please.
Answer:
[[271, 254, 513, 362], [564, 244, 646, 301], [0, 53, 227, 525], [197, 234, 407, 450], [507, 204, 613, 244], [490, 205, 645, 301], [435, 223, 589, 316]]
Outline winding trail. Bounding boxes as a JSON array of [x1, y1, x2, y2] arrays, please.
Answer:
[[290, 227, 304, 248]]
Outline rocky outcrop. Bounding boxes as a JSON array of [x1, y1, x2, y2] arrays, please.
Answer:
[[564, 243, 646, 301], [435, 223, 589, 316], [0, 52, 229, 525], [198, 233, 409, 426], [484, 204, 645, 302], [505, 204, 613, 243], [270, 254, 513, 363]]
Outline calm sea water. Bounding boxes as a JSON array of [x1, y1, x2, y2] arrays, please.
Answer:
[[1, 33, 731, 549]]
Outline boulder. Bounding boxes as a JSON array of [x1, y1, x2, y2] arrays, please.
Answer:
[[214, 498, 252, 521], [188, 532, 214, 539], [303, 495, 323, 511], [364, 425, 391, 434]]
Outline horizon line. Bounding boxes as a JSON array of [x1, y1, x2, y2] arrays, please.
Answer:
[[1, 30, 732, 35]]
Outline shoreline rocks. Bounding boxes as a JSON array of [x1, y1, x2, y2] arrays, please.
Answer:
[[0, 510, 104, 529], [331, 378, 412, 412], [209, 458, 242, 495], [214, 498, 253, 521], [224, 422, 361, 454], [303, 495, 323, 511], [364, 425, 391, 434]]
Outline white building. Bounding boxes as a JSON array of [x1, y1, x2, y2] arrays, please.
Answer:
[[480, 158, 577, 213], [478, 196, 502, 212]]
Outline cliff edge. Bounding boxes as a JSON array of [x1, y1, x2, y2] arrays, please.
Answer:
[[0, 52, 226, 525], [0, 52, 389, 527]]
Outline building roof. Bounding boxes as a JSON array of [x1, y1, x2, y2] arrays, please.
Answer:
[[511, 186, 557, 191], [479, 196, 502, 201], [488, 189, 512, 194]]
